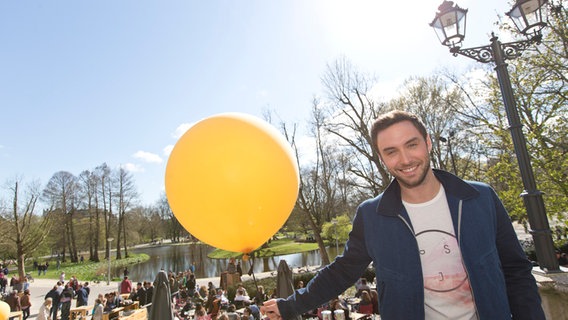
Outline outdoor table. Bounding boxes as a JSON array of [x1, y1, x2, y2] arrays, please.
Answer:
[[102, 306, 124, 320], [119, 307, 148, 320], [123, 301, 140, 312], [70, 305, 92, 319], [349, 311, 374, 320], [8, 311, 23, 320]]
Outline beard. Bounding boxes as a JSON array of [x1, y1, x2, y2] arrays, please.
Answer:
[[390, 160, 432, 190]]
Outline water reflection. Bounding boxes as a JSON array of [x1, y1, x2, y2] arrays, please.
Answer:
[[123, 243, 342, 282]]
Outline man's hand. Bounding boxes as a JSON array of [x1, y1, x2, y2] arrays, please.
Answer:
[[261, 299, 282, 320]]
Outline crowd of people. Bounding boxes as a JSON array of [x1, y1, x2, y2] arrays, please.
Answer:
[[135, 267, 273, 320]]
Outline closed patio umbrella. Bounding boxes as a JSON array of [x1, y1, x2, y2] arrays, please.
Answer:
[[149, 270, 174, 320], [276, 260, 302, 320], [276, 260, 294, 298]]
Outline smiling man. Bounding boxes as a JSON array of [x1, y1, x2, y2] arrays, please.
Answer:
[[262, 110, 545, 319]]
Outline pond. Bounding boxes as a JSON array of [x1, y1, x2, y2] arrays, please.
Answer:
[[122, 243, 343, 282]]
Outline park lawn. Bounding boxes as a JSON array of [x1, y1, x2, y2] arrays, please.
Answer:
[[28, 253, 150, 282], [207, 238, 320, 259]]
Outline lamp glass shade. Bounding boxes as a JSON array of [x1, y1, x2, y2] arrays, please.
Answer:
[[430, 1, 468, 48], [506, 0, 548, 35]]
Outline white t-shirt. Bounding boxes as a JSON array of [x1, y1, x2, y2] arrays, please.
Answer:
[[403, 185, 477, 320]]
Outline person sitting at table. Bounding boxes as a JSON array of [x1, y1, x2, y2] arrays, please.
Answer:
[[205, 292, 220, 317], [92, 298, 104, 320], [354, 278, 371, 298], [104, 292, 118, 312], [369, 290, 379, 315], [234, 288, 251, 308], [195, 304, 211, 320], [37, 297, 52, 320], [357, 291, 373, 315], [242, 306, 254, 320], [328, 298, 350, 320], [252, 286, 268, 305], [226, 304, 241, 320], [198, 285, 209, 299], [131, 282, 147, 305]]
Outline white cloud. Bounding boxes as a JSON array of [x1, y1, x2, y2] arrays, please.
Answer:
[[133, 151, 163, 164], [172, 123, 194, 139], [163, 145, 174, 157], [121, 163, 145, 172]]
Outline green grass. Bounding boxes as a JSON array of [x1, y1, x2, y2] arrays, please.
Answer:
[[207, 238, 319, 259], [27, 253, 150, 282]]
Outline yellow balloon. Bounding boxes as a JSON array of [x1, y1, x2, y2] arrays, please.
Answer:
[[165, 113, 299, 253], [0, 300, 9, 320]]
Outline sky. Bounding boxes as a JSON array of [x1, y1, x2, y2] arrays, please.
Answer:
[[0, 0, 513, 208]]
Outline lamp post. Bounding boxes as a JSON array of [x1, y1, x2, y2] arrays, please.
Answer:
[[430, 0, 559, 272], [107, 237, 114, 285], [331, 219, 339, 255]]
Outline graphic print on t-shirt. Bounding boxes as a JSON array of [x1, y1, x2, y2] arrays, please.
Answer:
[[416, 229, 468, 293], [404, 185, 476, 318]]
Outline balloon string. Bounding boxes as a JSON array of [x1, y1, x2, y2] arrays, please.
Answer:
[[246, 254, 259, 293]]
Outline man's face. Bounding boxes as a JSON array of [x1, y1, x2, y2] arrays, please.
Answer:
[[376, 120, 432, 190]]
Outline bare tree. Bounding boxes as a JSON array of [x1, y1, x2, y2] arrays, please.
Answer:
[[0, 179, 52, 280], [95, 163, 114, 260], [157, 193, 184, 243], [280, 100, 355, 265], [321, 57, 391, 197], [43, 171, 80, 262], [388, 75, 481, 178], [115, 167, 138, 259], [78, 170, 101, 261]]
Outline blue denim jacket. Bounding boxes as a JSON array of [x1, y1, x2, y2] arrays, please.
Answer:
[[277, 170, 545, 319]]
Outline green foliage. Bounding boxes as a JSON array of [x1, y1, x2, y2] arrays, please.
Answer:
[[321, 215, 352, 244], [25, 253, 150, 282], [208, 238, 319, 259]]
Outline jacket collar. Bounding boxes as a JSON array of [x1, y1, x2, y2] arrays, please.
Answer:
[[376, 169, 480, 216]]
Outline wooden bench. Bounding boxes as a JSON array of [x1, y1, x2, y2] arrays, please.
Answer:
[[120, 307, 147, 320], [8, 311, 23, 320], [102, 307, 124, 320], [123, 301, 139, 312], [70, 305, 93, 320]]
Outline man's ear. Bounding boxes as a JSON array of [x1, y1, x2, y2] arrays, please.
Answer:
[[426, 134, 433, 153]]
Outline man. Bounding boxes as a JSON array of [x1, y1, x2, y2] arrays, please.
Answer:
[[45, 285, 60, 320], [75, 283, 89, 307], [5, 290, 21, 312], [120, 276, 133, 294], [144, 281, 154, 305], [262, 110, 545, 319], [132, 282, 147, 306]]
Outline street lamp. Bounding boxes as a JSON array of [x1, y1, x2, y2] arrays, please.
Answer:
[[107, 237, 114, 285], [331, 219, 339, 255], [430, 0, 559, 272]]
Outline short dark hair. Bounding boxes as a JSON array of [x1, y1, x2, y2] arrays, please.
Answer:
[[370, 110, 428, 155]]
